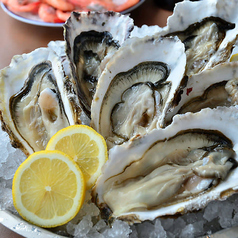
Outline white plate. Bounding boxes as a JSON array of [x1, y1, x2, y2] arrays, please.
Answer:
[[0, 2, 64, 27], [1, 0, 145, 27], [0, 210, 64, 238]]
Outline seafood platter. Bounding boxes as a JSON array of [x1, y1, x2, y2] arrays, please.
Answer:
[[2, 0, 238, 237], [0, 0, 145, 26]]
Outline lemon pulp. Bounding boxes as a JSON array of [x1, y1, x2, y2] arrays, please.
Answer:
[[46, 125, 108, 189], [12, 150, 85, 228]]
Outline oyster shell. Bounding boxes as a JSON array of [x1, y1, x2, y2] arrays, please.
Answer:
[[161, 0, 238, 76], [91, 35, 186, 147], [164, 61, 238, 125], [93, 106, 238, 223], [0, 47, 81, 156], [130, 25, 163, 38], [64, 11, 134, 117]]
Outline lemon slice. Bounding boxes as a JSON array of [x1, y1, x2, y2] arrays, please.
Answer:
[[230, 53, 238, 62], [12, 150, 85, 228], [46, 125, 108, 189]]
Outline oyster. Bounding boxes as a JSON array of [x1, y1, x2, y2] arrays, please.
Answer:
[[93, 106, 238, 223], [64, 11, 134, 117], [164, 61, 238, 125], [91, 36, 186, 147], [161, 0, 238, 76], [0, 47, 81, 156]]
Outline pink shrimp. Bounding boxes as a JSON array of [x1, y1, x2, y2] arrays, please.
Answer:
[[67, 0, 114, 11], [38, 3, 63, 23], [66, 0, 92, 8], [42, 0, 74, 11], [7, 0, 40, 13], [56, 9, 71, 22], [1, 0, 9, 5]]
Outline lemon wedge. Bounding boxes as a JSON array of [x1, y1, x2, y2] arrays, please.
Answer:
[[12, 150, 85, 228], [230, 53, 238, 62], [46, 125, 108, 189]]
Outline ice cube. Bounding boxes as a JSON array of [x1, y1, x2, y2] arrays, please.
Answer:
[[129, 225, 138, 238], [183, 211, 204, 224], [160, 218, 174, 230], [1, 149, 26, 180], [136, 221, 154, 238], [0, 186, 14, 211], [74, 215, 93, 237], [203, 217, 221, 235], [87, 229, 105, 238], [170, 217, 186, 236], [94, 219, 107, 233], [179, 224, 195, 238], [102, 220, 131, 238], [150, 219, 167, 238], [218, 200, 234, 229], [203, 201, 220, 222]]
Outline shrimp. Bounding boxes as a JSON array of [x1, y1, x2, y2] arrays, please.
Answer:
[[67, 0, 93, 8], [7, 0, 40, 13], [43, 0, 74, 11], [67, 0, 114, 10], [56, 9, 71, 22], [1, 0, 9, 5], [38, 3, 63, 23]]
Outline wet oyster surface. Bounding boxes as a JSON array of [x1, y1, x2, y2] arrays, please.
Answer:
[[64, 11, 134, 117], [107, 61, 170, 141], [102, 130, 236, 215], [94, 107, 238, 222], [0, 47, 80, 156], [72, 30, 120, 111], [166, 17, 235, 75], [164, 62, 238, 125], [3, 0, 238, 234], [161, 0, 238, 76], [178, 81, 230, 114], [10, 62, 69, 152], [91, 36, 186, 147]]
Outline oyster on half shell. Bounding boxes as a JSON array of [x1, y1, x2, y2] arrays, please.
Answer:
[[91, 36, 186, 147], [64, 11, 134, 117], [160, 0, 238, 76], [0, 47, 81, 156], [93, 106, 238, 223], [164, 61, 238, 125]]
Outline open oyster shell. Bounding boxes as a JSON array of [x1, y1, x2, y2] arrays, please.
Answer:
[[91, 35, 186, 147], [0, 47, 81, 156], [160, 0, 238, 76], [93, 106, 238, 223], [2, 7, 238, 230], [164, 61, 238, 125], [64, 11, 134, 117]]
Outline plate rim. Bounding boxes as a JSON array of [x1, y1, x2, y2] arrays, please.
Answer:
[[1, 0, 145, 27], [1, 2, 64, 27]]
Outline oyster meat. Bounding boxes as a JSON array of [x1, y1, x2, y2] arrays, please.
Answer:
[[0, 47, 81, 156], [93, 107, 238, 222], [64, 11, 134, 117], [2, 3, 238, 231], [164, 61, 238, 125], [91, 36, 186, 147], [160, 0, 238, 76]]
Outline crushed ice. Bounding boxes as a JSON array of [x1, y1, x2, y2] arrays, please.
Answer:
[[1, 124, 238, 237], [0, 125, 26, 212]]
